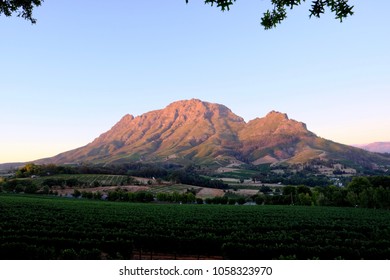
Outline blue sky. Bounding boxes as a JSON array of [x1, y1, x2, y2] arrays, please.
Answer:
[[1, 0, 389, 163]]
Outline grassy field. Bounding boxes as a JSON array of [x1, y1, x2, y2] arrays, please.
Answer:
[[1, 194, 390, 260]]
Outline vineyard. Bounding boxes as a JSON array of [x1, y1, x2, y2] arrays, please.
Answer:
[[1, 194, 390, 260], [147, 184, 196, 195], [32, 174, 129, 187]]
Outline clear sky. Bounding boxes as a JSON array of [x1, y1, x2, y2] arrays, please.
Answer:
[[1, 0, 389, 163]]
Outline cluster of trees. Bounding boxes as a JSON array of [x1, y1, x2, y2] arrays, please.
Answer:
[[156, 192, 197, 204], [72, 188, 249, 205], [251, 176, 390, 209], [258, 173, 331, 187], [41, 176, 135, 188], [13, 163, 137, 178], [1, 179, 38, 194], [14, 163, 77, 178], [85, 189, 199, 204], [204, 196, 247, 205], [1, 177, 118, 195], [73, 189, 102, 200], [345, 176, 390, 208], [73, 188, 249, 205], [126, 163, 169, 178], [106, 190, 154, 203]]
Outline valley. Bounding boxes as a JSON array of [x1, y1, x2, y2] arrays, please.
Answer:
[[2, 159, 390, 260]]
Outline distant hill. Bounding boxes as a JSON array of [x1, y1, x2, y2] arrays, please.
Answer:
[[354, 142, 390, 154], [35, 99, 390, 170], [0, 162, 24, 172]]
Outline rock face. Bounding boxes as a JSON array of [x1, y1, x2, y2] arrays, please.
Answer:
[[41, 99, 390, 168]]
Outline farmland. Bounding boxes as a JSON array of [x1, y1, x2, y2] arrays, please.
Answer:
[[1, 194, 390, 260], [31, 174, 129, 187], [7, 174, 225, 199]]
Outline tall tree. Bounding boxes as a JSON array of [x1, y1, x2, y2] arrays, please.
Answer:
[[186, 0, 354, 29]]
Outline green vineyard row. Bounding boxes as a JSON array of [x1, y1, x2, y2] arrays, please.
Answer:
[[1, 194, 390, 260]]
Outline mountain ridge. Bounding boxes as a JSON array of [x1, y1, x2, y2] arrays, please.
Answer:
[[35, 99, 390, 170], [354, 142, 390, 154]]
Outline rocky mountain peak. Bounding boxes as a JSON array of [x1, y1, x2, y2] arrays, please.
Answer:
[[38, 99, 390, 169], [163, 99, 245, 123], [265, 110, 289, 120], [240, 110, 310, 139]]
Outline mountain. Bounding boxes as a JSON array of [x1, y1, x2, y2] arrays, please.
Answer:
[[38, 99, 390, 169], [0, 162, 24, 172], [43, 99, 245, 165], [354, 142, 390, 154]]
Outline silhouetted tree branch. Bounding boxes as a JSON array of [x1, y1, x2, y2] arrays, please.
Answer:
[[0, 0, 43, 24], [186, 0, 354, 29], [1, 1, 354, 28]]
